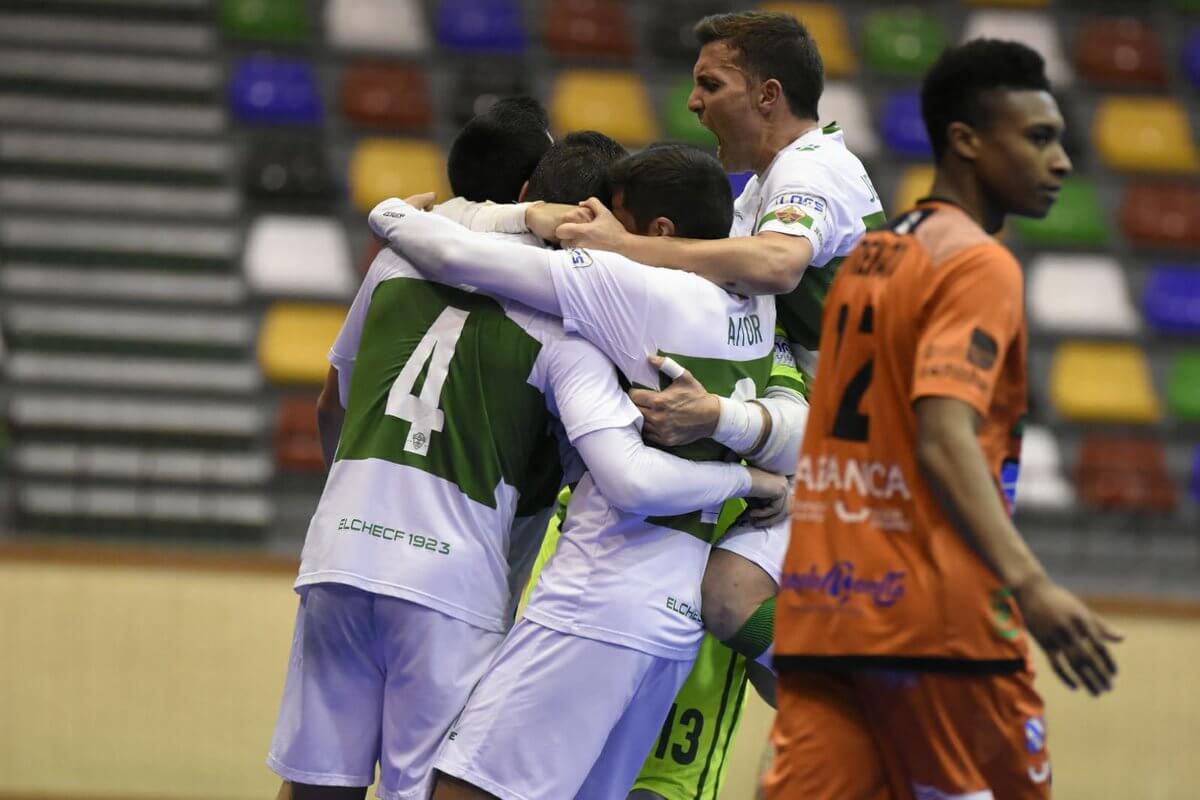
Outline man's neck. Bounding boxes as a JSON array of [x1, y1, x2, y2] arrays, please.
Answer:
[[752, 117, 819, 175], [927, 164, 1005, 234]]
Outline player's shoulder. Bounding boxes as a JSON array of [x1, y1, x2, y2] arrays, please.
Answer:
[[901, 203, 1019, 274]]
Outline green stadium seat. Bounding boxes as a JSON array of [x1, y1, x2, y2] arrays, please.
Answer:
[[661, 76, 714, 148], [220, 0, 308, 42], [863, 9, 945, 77], [1167, 351, 1200, 421], [1094, 97, 1199, 175], [1012, 177, 1107, 248]]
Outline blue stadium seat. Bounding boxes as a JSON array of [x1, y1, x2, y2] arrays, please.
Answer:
[[229, 56, 321, 126], [435, 0, 525, 53], [728, 171, 753, 197], [1185, 30, 1200, 90], [880, 90, 931, 158], [1143, 266, 1200, 334]]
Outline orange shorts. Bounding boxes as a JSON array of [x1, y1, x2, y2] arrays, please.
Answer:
[[763, 668, 1050, 800]]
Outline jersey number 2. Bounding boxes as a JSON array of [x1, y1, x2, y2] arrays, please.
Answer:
[[386, 306, 470, 456], [831, 302, 874, 442]]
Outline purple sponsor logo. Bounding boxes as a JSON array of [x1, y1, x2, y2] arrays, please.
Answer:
[[781, 561, 906, 608]]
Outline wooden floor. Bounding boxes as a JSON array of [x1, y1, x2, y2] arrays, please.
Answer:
[[0, 545, 1196, 800]]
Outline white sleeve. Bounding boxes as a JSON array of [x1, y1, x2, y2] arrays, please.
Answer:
[[574, 426, 752, 517], [328, 255, 387, 408], [433, 197, 532, 235], [755, 161, 853, 268], [750, 385, 809, 475], [541, 334, 642, 444]]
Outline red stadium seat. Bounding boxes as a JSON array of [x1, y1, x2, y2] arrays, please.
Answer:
[[276, 395, 325, 472], [341, 63, 432, 131], [1077, 436, 1177, 513], [1074, 17, 1168, 88], [1119, 183, 1200, 250], [544, 0, 633, 59]]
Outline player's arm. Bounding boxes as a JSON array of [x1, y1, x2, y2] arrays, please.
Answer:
[[432, 197, 591, 241], [558, 199, 813, 296], [316, 365, 343, 469]]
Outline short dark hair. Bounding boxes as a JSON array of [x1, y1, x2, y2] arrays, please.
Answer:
[[607, 144, 732, 240], [524, 130, 628, 206], [694, 11, 823, 121], [446, 96, 551, 203], [921, 39, 1052, 161]]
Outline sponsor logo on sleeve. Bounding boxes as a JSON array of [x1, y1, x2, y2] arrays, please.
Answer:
[[568, 247, 593, 268], [967, 327, 999, 369], [775, 205, 809, 225]]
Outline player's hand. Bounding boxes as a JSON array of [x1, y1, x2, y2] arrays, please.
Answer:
[[556, 197, 628, 251], [742, 469, 790, 527], [403, 191, 436, 211], [630, 356, 720, 447], [1015, 576, 1123, 696], [525, 201, 594, 242]]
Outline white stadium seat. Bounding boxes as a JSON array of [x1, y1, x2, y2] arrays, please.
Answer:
[[0, 178, 239, 218], [819, 83, 880, 160], [10, 394, 264, 437], [18, 484, 273, 527], [962, 11, 1072, 87], [14, 444, 272, 486], [0, 95, 224, 135], [1029, 254, 1140, 334], [6, 353, 262, 394], [326, 0, 429, 54], [1, 217, 238, 259], [0, 265, 246, 306], [1015, 425, 1074, 511], [0, 13, 214, 52], [0, 49, 220, 92], [244, 215, 354, 298], [0, 132, 232, 175], [6, 304, 254, 349]]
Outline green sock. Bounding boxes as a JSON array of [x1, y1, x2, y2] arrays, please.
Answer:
[[721, 595, 775, 660]]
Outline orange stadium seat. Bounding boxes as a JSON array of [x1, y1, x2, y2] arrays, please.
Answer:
[[341, 63, 432, 131], [759, 3, 855, 77], [550, 70, 656, 147], [276, 396, 326, 473], [544, 0, 633, 59], [1094, 97, 1199, 174], [258, 303, 347, 385], [349, 138, 449, 212], [1074, 17, 1168, 88], [243, 215, 354, 297], [892, 165, 935, 214], [1119, 183, 1200, 250], [1077, 436, 1177, 513], [1050, 342, 1161, 424]]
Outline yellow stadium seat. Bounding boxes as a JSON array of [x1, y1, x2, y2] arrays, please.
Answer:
[[759, 3, 855, 77], [1094, 97, 1199, 174], [258, 303, 348, 384], [550, 70, 656, 147], [350, 138, 449, 213], [892, 165, 934, 214], [1050, 342, 1161, 423]]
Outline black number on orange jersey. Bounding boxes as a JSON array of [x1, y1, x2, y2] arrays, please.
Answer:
[[831, 302, 875, 443]]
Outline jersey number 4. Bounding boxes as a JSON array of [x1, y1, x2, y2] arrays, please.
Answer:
[[386, 306, 470, 456]]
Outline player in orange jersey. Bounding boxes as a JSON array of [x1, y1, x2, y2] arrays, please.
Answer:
[[767, 39, 1122, 800]]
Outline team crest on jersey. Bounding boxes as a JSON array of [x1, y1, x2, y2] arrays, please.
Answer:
[[568, 247, 593, 268], [775, 205, 808, 225], [1024, 716, 1046, 754]]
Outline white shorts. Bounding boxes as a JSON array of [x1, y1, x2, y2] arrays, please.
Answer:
[[434, 619, 694, 800], [713, 514, 788, 586], [267, 583, 504, 800]]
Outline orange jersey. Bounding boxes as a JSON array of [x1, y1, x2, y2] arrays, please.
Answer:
[[776, 199, 1030, 671]]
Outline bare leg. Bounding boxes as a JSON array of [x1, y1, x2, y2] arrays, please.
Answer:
[[433, 773, 500, 800], [701, 549, 776, 641]]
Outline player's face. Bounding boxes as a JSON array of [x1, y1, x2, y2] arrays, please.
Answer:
[[974, 90, 1072, 219], [689, 41, 761, 171]]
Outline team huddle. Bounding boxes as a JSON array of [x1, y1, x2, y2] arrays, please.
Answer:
[[267, 10, 1120, 800]]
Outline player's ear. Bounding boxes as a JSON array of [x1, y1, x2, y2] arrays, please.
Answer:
[[758, 78, 784, 114], [947, 121, 980, 162], [518, 180, 529, 202], [649, 216, 676, 238]]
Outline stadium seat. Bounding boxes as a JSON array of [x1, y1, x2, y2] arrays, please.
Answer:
[[1094, 97, 1199, 174], [17, 484, 274, 532], [0, 49, 221, 95], [219, 0, 308, 42], [647, 0, 730, 62], [326, 0, 428, 54], [662, 76, 715, 147], [14, 443, 272, 486], [435, 0, 525, 53], [243, 135, 334, 207], [1077, 436, 1177, 513], [1185, 31, 1200, 90], [728, 171, 753, 198], [4, 304, 253, 355], [243, 215, 354, 298], [549, 71, 656, 147], [892, 165, 934, 213], [229, 56, 322, 126], [0, 265, 245, 306], [1143, 265, 1200, 334], [349, 138, 449, 212], [863, 8, 945, 77], [258, 304, 347, 385], [0, 94, 224, 135], [1028, 255, 1139, 334], [276, 396, 326, 472], [1014, 425, 1074, 511], [0, 11, 214, 53], [9, 393, 265, 439], [961, 11, 1071, 85], [1, 216, 237, 262], [0, 132, 232, 178], [447, 63, 529, 126], [1074, 18, 1167, 87], [1119, 184, 1200, 250], [820, 84, 878, 159], [759, 3, 855, 77], [7, 352, 261, 394], [341, 63, 432, 131], [0, 177, 238, 219], [1167, 351, 1200, 421], [545, 0, 633, 60], [880, 90, 931, 158], [1050, 342, 1161, 424], [1012, 177, 1108, 248]]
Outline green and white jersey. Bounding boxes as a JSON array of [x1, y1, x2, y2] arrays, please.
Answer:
[[296, 246, 639, 633], [521, 247, 775, 660], [732, 123, 886, 369]]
